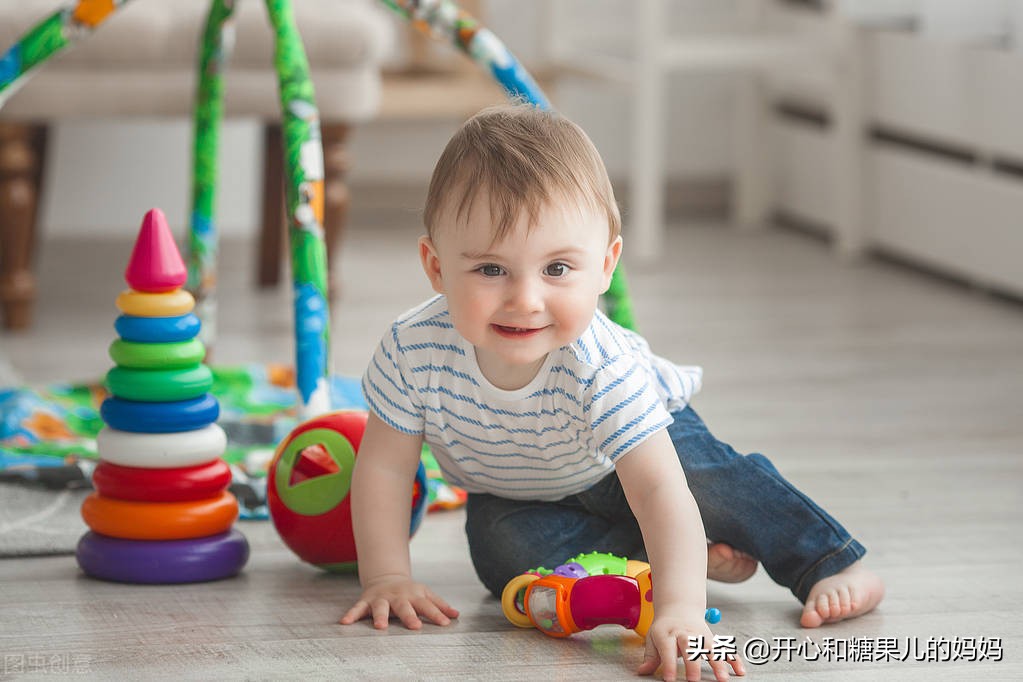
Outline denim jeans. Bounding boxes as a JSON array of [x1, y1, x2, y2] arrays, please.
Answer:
[[464, 405, 865, 603]]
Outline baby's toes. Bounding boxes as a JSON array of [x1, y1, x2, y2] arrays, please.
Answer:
[[828, 590, 844, 619], [800, 597, 826, 628], [816, 592, 840, 622], [836, 585, 853, 618]]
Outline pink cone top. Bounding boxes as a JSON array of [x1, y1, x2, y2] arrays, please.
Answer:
[[124, 208, 187, 293]]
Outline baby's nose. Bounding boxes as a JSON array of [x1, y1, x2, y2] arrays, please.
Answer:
[[505, 277, 544, 313]]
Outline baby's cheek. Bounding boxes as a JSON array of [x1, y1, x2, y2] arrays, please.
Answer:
[[558, 297, 598, 332]]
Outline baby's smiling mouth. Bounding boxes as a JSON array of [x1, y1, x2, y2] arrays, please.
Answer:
[[492, 324, 546, 337]]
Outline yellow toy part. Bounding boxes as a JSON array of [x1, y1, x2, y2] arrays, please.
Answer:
[[634, 569, 655, 638], [626, 559, 650, 578], [115, 288, 195, 317], [501, 573, 540, 628]]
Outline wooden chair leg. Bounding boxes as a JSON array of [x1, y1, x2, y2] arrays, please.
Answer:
[[257, 123, 285, 288], [259, 121, 350, 301], [321, 122, 351, 301], [0, 123, 46, 331]]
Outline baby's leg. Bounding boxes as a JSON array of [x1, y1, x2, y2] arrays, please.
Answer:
[[465, 474, 757, 596], [800, 560, 885, 627], [464, 478, 644, 597], [668, 406, 883, 621]]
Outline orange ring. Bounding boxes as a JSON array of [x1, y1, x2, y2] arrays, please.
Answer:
[[524, 575, 577, 637], [81, 491, 238, 540]]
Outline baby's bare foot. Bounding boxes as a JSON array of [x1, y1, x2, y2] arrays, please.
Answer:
[[801, 561, 885, 627], [707, 542, 758, 583]]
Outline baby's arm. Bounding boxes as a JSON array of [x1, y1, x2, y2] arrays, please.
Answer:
[[615, 428, 744, 682], [338, 412, 459, 629]]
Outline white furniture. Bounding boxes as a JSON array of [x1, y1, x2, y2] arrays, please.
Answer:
[[772, 28, 1023, 298], [543, 0, 864, 261]]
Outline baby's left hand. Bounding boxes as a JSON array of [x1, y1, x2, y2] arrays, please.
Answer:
[[637, 611, 745, 682]]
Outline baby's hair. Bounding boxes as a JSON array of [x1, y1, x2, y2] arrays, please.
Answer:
[[423, 103, 621, 244]]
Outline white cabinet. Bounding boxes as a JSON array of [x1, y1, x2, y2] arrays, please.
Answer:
[[772, 29, 1023, 297]]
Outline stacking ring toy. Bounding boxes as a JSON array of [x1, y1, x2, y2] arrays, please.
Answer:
[[92, 459, 232, 502], [109, 338, 206, 369], [81, 490, 238, 540], [115, 313, 201, 343], [96, 424, 227, 468], [106, 365, 213, 402], [116, 289, 195, 317], [76, 529, 249, 584], [101, 394, 219, 433]]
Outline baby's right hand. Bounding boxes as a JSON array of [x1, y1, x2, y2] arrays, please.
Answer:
[[338, 575, 459, 630]]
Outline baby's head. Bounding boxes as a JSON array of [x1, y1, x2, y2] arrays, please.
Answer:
[[423, 104, 621, 245]]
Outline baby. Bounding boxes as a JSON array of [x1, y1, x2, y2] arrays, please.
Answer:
[[340, 104, 884, 681]]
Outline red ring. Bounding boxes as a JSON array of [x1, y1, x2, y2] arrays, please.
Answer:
[[93, 459, 232, 502]]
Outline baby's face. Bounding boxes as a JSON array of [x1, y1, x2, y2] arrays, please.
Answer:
[[420, 193, 622, 388]]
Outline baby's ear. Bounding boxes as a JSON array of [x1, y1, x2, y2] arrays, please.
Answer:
[[419, 236, 445, 294], [601, 236, 623, 292]]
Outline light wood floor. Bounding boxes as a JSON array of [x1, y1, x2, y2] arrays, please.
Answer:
[[2, 202, 1021, 680]]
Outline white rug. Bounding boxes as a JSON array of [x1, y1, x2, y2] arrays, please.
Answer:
[[0, 484, 89, 557]]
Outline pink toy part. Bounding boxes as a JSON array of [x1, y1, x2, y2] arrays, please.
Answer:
[[570, 574, 643, 632], [124, 208, 187, 292]]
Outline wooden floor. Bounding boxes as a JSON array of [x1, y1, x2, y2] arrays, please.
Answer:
[[1, 202, 1021, 680]]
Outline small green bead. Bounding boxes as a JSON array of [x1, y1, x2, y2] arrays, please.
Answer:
[[109, 339, 205, 369], [105, 365, 214, 402]]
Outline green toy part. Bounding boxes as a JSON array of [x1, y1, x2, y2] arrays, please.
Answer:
[[273, 427, 355, 516], [567, 551, 629, 576], [108, 338, 206, 370], [527, 551, 630, 577], [105, 365, 214, 402]]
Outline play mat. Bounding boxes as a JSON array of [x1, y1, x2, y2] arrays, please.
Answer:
[[0, 365, 468, 521]]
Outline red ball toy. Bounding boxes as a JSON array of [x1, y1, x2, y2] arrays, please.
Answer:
[[267, 410, 427, 572]]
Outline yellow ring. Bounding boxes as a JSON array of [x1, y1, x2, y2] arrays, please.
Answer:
[[116, 289, 194, 317], [501, 574, 540, 628]]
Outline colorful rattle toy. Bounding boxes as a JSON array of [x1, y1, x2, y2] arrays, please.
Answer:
[[501, 552, 721, 638], [267, 410, 428, 572]]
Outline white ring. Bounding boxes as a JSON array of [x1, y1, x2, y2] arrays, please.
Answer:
[[96, 424, 227, 469]]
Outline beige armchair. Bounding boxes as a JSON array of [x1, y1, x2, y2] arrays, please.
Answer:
[[0, 0, 394, 330]]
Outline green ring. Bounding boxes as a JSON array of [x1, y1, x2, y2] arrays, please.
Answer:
[[106, 365, 214, 402], [109, 339, 206, 370]]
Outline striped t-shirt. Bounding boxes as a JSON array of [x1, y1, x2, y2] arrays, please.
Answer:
[[362, 295, 703, 501]]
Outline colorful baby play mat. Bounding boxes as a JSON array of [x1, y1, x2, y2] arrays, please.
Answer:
[[0, 364, 466, 557]]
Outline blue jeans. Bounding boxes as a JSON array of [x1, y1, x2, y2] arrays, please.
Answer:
[[464, 405, 865, 603]]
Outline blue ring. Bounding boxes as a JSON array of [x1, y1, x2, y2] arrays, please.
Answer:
[[115, 313, 201, 343], [101, 394, 220, 433]]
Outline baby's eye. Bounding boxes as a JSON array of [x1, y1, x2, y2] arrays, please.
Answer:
[[478, 264, 504, 277], [544, 262, 570, 277]]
